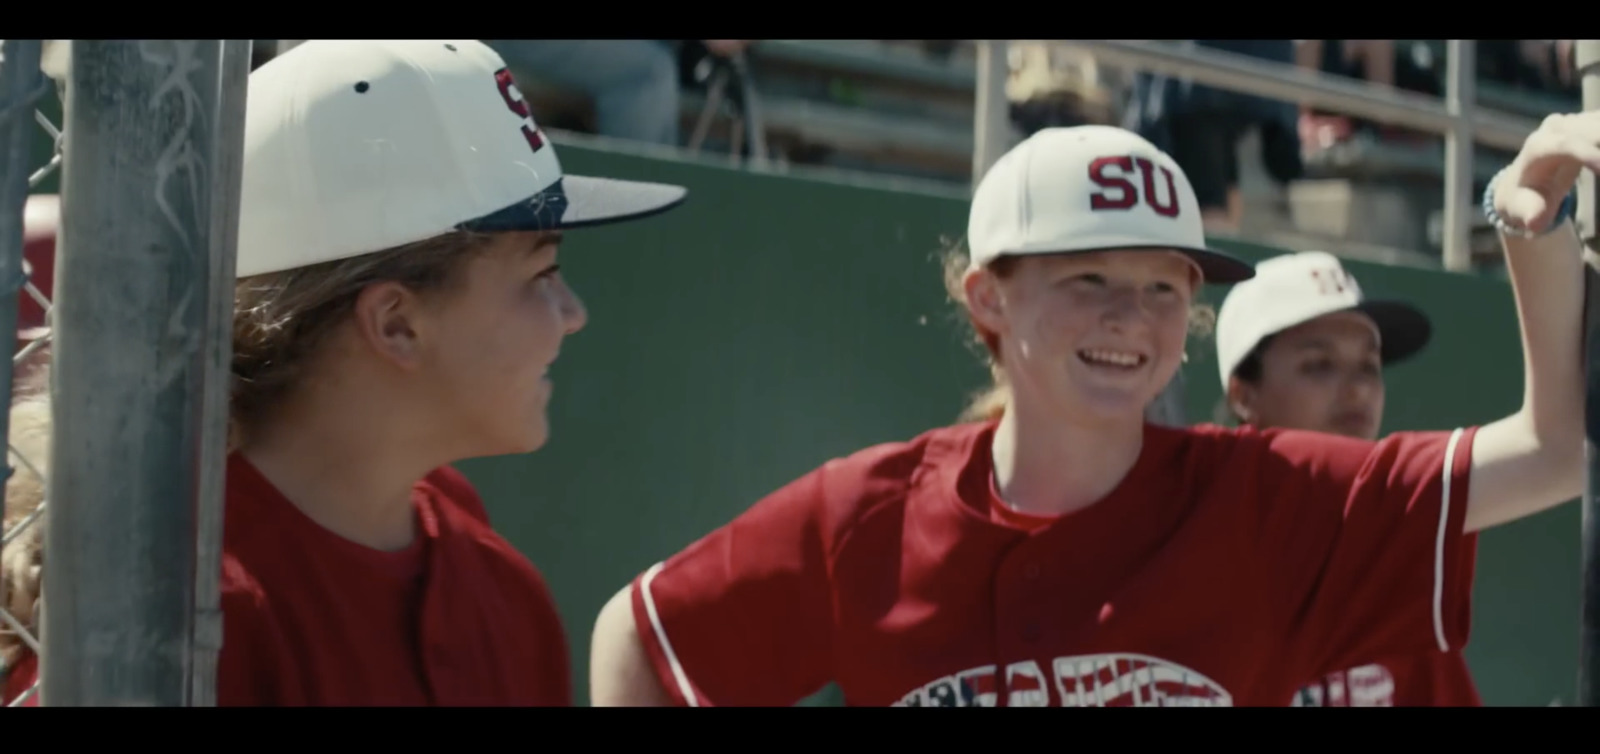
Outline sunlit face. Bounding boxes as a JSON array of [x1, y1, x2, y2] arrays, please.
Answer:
[[421, 231, 588, 456], [1230, 310, 1384, 440], [966, 249, 1200, 422]]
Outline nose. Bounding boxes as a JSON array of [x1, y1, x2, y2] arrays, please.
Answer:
[[1100, 285, 1144, 327], [561, 283, 588, 335], [1340, 370, 1381, 407]]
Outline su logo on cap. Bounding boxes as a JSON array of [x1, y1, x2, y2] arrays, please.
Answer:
[[1086, 155, 1180, 218], [493, 68, 547, 155], [1310, 266, 1358, 297]]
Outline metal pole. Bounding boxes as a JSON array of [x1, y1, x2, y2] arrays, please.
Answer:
[[40, 40, 245, 707], [188, 40, 250, 708], [1575, 37, 1600, 709], [1441, 40, 1477, 272], [973, 40, 1011, 187]]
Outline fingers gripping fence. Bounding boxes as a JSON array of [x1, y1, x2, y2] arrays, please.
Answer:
[[0, 40, 248, 707]]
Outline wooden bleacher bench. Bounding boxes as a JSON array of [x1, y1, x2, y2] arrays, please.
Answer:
[[509, 40, 980, 185], [1302, 135, 1510, 185], [750, 40, 975, 99], [728, 40, 978, 183], [679, 88, 973, 181]]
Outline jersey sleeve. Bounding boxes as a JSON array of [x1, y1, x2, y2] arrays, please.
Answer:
[[630, 465, 836, 707], [216, 558, 300, 706], [1258, 426, 1479, 685]]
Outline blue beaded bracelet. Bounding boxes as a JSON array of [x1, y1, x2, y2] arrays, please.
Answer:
[[1482, 167, 1576, 238]]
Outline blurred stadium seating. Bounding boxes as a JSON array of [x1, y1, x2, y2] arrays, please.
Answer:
[[249, 39, 1583, 274]]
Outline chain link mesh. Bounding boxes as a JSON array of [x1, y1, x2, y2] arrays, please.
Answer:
[[1, 40, 63, 708]]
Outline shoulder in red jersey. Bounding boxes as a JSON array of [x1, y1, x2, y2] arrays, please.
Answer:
[[630, 422, 987, 706], [216, 454, 572, 706], [1202, 422, 1480, 695], [631, 419, 1479, 707]]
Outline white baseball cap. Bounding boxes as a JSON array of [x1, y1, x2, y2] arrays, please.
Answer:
[[236, 40, 688, 278], [1214, 250, 1432, 388], [966, 125, 1254, 284]]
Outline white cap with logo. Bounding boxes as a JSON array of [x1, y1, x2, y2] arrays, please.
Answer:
[[1214, 250, 1432, 388], [236, 40, 688, 278], [966, 125, 1254, 284]]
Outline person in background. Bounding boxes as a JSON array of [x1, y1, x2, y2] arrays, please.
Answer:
[[1122, 40, 1303, 234], [1214, 249, 1481, 707], [1296, 40, 1447, 150], [483, 40, 755, 147], [3, 38, 690, 708]]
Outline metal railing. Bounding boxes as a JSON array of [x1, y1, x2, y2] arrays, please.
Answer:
[[971, 40, 1551, 272]]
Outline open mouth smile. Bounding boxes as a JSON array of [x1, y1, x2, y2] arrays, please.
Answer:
[[1077, 348, 1148, 369]]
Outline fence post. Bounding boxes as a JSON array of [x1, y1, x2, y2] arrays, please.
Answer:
[[1441, 40, 1477, 272], [972, 40, 1011, 188], [1575, 38, 1600, 709], [39, 40, 246, 707]]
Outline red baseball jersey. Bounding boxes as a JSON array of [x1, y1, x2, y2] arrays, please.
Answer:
[[630, 418, 1478, 706], [0, 458, 531, 708], [216, 453, 570, 706], [3, 652, 37, 707], [1294, 650, 1481, 706]]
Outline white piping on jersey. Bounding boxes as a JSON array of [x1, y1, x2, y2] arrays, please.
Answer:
[[1433, 428, 1464, 653], [640, 561, 701, 706]]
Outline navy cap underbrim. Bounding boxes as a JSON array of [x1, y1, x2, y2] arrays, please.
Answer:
[[456, 174, 688, 233], [1025, 244, 1256, 284], [1351, 299, 1433, 365], [1164, 244, 1256, 285]]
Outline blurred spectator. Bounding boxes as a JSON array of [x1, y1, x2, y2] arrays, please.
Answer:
[[1122, 40, 1303, 233], [702, 40, 755, 58], [1006, 42, 1116, 135], [1294, 40, 1439, 149], [485, 40, 755, 147], [1298, 40, 1576, 153], [1480, 39, 1577, 94], [483, 40, 681, 145]]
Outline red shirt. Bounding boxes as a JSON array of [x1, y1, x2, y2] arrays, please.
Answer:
[[0, 455, 568, 707], [217, 453, 570, 706], [1294, 652, 1481, 706], [4, 653, 37, 707], [993, 456, 1481, 707], [630, 419, 1479, 707]]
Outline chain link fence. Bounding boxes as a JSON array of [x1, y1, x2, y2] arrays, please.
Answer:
[[1, 38, 60, 708], [0, 39, 247, 707]]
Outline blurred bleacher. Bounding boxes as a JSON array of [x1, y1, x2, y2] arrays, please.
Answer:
[[253, 40, 1582, 275]]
